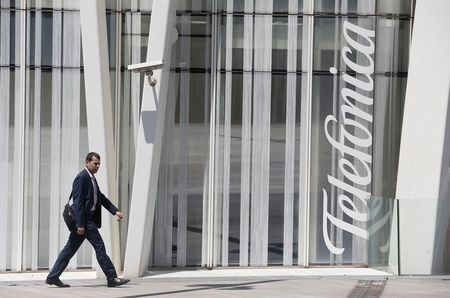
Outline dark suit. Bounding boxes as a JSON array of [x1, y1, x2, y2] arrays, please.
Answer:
[[72, 168, 118, 228], [48, 169, 119, 281]]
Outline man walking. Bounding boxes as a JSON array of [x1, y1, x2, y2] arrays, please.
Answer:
[[46, 152, 130, 288]]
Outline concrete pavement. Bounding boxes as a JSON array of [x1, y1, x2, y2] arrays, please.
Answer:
[[0, 268, 449, 297]]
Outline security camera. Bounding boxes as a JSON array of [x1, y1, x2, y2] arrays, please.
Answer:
[[127, 60, 164, 72], [127, 60, 165, 86]]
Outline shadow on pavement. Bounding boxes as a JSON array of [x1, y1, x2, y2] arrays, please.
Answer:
[[119, 279, 282, 297]]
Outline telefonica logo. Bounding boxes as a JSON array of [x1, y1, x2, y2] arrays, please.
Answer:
[[322, 21, 375, 255]]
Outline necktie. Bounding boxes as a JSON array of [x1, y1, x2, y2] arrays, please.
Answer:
[[91, 176, 98, 211]]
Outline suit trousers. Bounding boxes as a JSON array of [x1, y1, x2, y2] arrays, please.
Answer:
[[48, 214, 117, 281]]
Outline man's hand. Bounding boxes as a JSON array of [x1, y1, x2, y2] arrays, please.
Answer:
[[115, 211, 124, 221], [77, 227, 85, 235]]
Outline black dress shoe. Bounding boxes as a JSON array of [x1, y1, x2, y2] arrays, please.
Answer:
[[45, 277, 70, 288], [107, 277, 130, 287]]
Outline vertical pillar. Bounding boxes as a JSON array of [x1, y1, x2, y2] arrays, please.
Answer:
[[396, 0, 450, 274], [11, 0, 27, 272], [79, 0, 120, 272], [123, 0, 177, 277], [299, 0, 314, 267]]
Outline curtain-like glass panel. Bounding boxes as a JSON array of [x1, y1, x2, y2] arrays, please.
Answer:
[[210, 0, 305, 268], [1, 2, 88, 272], [152, 13, 211, 267], [61, 10, 82, 268], [0, 0, 413, 272], [309, 3, 410, 266], [19, 6, 87, 270], [0, 5, 14, 271], [310, 15, 376, 265], [369, 17, 409, 270]]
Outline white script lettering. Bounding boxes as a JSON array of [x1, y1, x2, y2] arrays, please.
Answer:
[[322, 21, 375, 255]]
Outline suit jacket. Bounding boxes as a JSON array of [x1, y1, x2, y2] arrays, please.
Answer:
[[72, 169, 118, 229]]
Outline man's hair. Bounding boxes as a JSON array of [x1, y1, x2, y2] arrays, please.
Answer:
[[86, 152, 100, 162]]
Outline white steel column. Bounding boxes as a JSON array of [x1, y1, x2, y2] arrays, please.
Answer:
[[396, 0, 450, 274], [283, 0, 298, 267], [80, 0, 121, 273], [298, 0, 314, 267], [123, 0, 177, 277], [11, 0, 27, 272], [0, 3, 11, 272]]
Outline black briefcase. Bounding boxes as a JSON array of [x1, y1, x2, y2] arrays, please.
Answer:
[[62, 193, 77, 232]]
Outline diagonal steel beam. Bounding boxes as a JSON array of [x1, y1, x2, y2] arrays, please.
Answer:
[[123, 0, 177, 277]]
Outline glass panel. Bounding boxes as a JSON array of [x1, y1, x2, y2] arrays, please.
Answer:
[[212, 73, 301, 266], [368, 196, 398, 275], [268, 73, 302, 265], [212, 8, 304, 268], [152, 14, 211, 268], [273, 16, 289, 72], [0, 0, 414, 272], [219, 0, 304, 13], [310, 9, 410, 266], [121, 0, 153, 12], [377, 0, 414, 16], [175, 15, 211, 71], [219, 15, 304, 72], [0, 9, 16, 66], [314, 0, 375, 15], [152, 74, 211, 267], [22, 8, 88, 271], [313, 16, 377, 72], [0, 1, 15, 8], [106, 13, 117, 69], [176, 0, 212, 13], [121, 12, 151, 57], [105, 0, 116, 10], [120, 12, 151, 35], [310, 16, 376, 265], [27, 0, 80, 9], [372, 75, 406, 198], [376, 18, 410, 73]]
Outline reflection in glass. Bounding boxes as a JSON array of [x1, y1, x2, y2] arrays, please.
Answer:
[[368, 196, 398, 274]]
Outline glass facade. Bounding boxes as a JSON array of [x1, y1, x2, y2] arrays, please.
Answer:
[[0, 0, 413, 272], [309, 3, 411, 266], [151, 0, 412, 269], [0, 0, 151, 271]]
